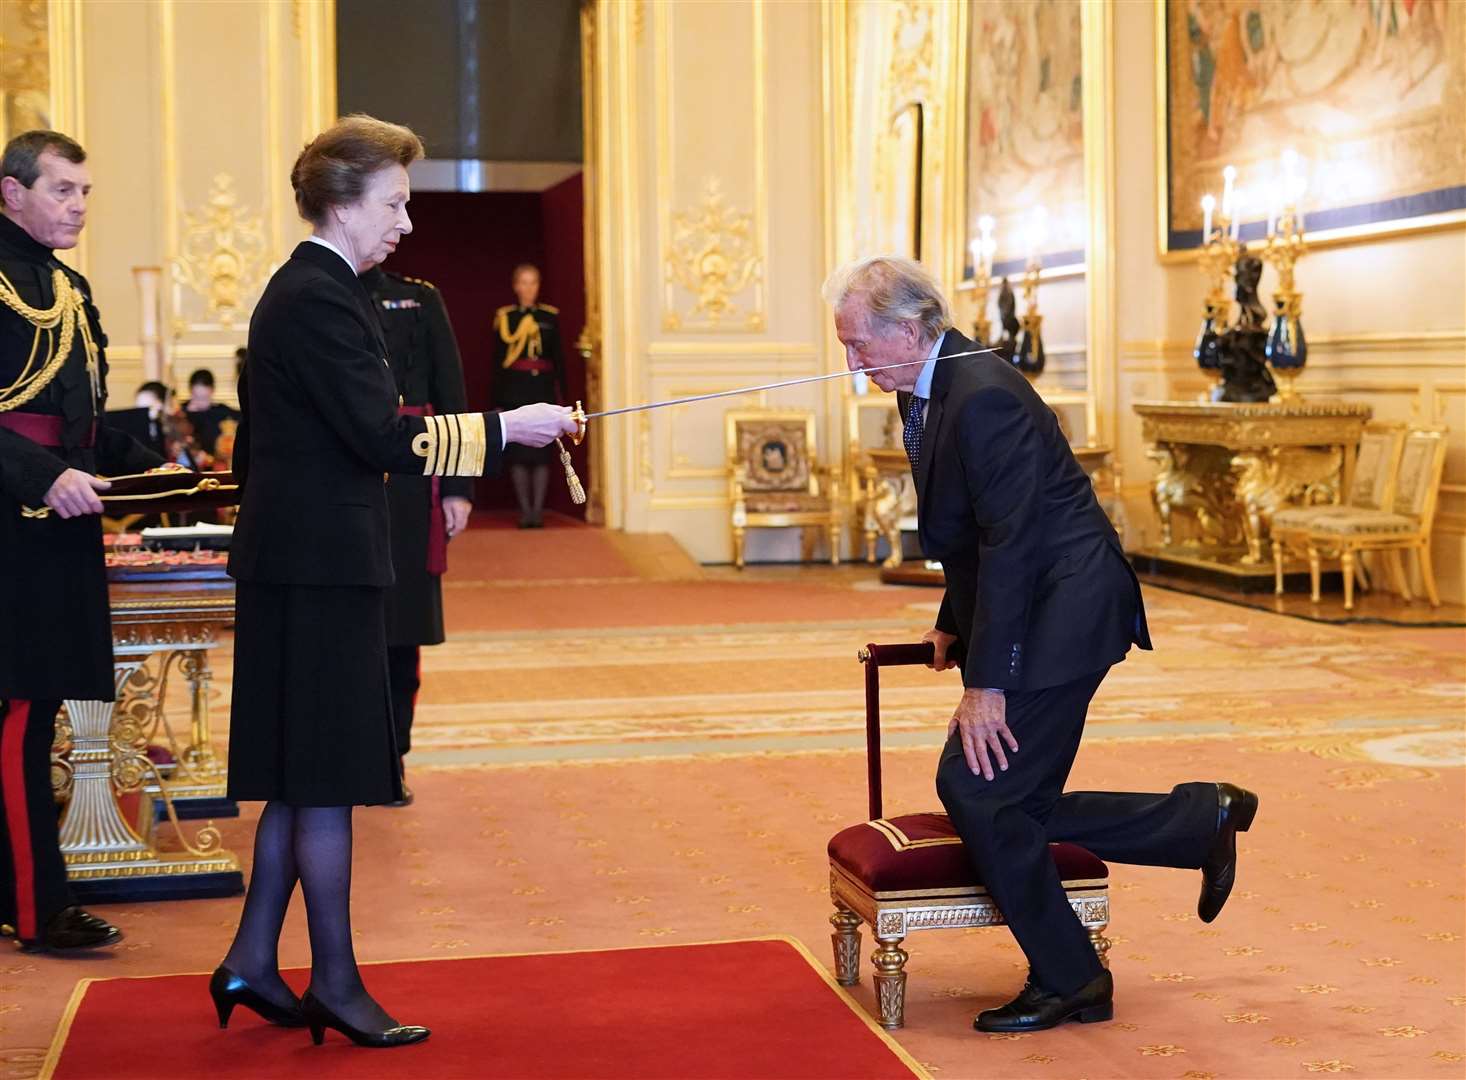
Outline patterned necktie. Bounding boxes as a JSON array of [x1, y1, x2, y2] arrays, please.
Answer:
[[903, 394, 926, 470]]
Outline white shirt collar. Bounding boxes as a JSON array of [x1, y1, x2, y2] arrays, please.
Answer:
[[307, 234, 356, 273], [912, 332, 943, 399]]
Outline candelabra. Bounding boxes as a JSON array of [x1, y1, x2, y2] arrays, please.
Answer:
[[1013, 254, 1045, 377], [1193, 156, 1310, 403], [1193, 206, 1239, 388], [969, 217, 997, 346], [1262, 202, 1307, 402], [972, 262, 993, 347]]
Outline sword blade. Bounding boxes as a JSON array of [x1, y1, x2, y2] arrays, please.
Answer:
[[583, 348, 998, 420]]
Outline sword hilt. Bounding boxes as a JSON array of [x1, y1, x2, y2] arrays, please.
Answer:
[[570, 400, 587, 446]]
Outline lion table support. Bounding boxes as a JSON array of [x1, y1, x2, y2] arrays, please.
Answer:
[[1131, 401, 1371, 588]]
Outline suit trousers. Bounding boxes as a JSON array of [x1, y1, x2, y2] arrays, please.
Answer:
[[387, 645, 421, 757], [935, 669, 1217, 996], [0, 699, 72, 941]]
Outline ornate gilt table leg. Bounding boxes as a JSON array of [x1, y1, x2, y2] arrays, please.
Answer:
[[1271, 538, 1285, 595], [1341, 549, 1356, 610], [871, 934, 909, 1030], [179, 648, 223, 783], [830, 907, 862, 987], [1308, 545, 1322, 602], [57, 690, 155, 865]]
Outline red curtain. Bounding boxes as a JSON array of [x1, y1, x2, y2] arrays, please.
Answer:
[[390, 172, 587, 516]]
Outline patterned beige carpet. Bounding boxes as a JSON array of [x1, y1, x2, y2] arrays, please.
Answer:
[[4, 528, 1464, 1079]]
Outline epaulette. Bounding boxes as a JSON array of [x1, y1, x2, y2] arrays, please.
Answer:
[[537, 303, 559, 314], [403, 274, 437, 291], [495, 304, 516, 317]]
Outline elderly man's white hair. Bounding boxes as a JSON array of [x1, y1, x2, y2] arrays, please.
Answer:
[[821, 255, 952, 343]]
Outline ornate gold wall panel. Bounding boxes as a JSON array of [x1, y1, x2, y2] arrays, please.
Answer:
[[654, 0, 766, 334], [592, 0, 832, 561], [40, 0, 334, 404]]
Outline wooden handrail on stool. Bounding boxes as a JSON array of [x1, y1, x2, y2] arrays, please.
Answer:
[[828, 643, 1111, 1030]]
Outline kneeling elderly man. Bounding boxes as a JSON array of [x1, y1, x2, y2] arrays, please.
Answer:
[[824, 256, 1258, 1033]]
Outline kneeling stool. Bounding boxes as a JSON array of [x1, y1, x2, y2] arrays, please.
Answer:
[[827, 642, 1112, 1030]]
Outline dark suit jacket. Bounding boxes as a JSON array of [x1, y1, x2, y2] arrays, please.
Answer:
[[229, 242, 503, 588], [905, 329, 1150, 691]]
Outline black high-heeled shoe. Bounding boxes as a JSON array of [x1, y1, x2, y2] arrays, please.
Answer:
[[301, 990, 430, 1048], [209, 966, 307, 1028]]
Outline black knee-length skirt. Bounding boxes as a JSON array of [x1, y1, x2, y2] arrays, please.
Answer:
[[227, 581, 403, 807]]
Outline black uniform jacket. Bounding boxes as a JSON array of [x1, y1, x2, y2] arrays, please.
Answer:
[[492, 303, 565, 408], [362, 266, 471, 645], [906, 328, 1150, 692], [229, 242, 502, 588], [0, 215, 162, 700]]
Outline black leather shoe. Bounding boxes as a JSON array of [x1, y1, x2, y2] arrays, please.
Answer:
[[974, 970, 1113, 1033], [15, 907, 122, 952], [1198, 782, 1259, 923], [209, 965, 306, 1028], [301, 991, 430, 1048]]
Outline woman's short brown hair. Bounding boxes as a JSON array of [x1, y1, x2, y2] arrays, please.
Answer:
[[290, 114, 424, 225]]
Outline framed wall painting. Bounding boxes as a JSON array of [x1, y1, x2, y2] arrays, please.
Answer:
[[963, 0, 1086, 279], [1159, 0, 1466, 255]]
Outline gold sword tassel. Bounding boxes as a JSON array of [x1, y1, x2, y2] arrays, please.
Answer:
[[556, 436, 585, 505]]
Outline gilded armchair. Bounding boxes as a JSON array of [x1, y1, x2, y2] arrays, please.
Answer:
[[726, 409, 842, 569], [1271, 421, 1407, 600], [1299, 424, 1450, 610]]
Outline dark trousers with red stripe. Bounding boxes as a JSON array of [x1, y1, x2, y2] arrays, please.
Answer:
[[387, 646, 421, 757], [0, 699, 72, 941]]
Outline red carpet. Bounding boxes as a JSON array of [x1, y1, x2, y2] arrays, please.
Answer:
[[44, 939, 923, 1080]]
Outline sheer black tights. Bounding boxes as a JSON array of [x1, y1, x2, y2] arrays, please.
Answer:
[[222, 802, 396, 1032]]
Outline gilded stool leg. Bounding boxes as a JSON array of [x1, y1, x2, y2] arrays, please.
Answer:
[[829, 908, 862, 986], [733, 527, 746, 570], [1089, 925, 1112, 970], [1271, 538, 1284, 595], [872, 937, 909, 1030], [1341, 549, 1356, 610], [828, 522, 840, 566], [1307, 545, 1322, 603]]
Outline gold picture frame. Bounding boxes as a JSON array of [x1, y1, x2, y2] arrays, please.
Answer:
[[1155, 0, 1466, 261]]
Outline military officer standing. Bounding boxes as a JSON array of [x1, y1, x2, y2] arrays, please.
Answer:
[[0, 131, 163, 952], [492, 263, 565, 528], [362, 266, 473, 804]]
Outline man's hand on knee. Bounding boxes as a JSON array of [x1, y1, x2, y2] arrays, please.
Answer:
[[947, 688, 1018, 781]]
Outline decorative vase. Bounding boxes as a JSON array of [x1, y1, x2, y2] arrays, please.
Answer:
[[1264, 295, 1307, 402], [1013, 314, 1045, 377]]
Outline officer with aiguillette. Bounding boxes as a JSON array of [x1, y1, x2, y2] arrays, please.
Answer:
[[0, 131, 164, 952], [361, 266, 474, 804]]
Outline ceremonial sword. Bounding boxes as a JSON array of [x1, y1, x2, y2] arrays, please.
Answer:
[[550, 346, 999, 505], [564, 346, 1001, 446]]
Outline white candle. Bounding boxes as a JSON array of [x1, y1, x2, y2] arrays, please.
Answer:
[[1221, 165, 1237, 220], [970, 237, 982, 274], [1201, 193, 1215, 240], [1266, 185, 1280, 238], [1230, 189, 1243, 240]]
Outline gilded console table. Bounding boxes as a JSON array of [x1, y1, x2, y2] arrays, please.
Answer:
[[1133, 400, 1371, 579], [53, 572, 243, 902]]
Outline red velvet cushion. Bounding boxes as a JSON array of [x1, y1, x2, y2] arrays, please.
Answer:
[[829, 812, 1107, 894]]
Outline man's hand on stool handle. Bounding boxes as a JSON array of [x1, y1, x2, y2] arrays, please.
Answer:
[[922, 627, 959, 671]]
